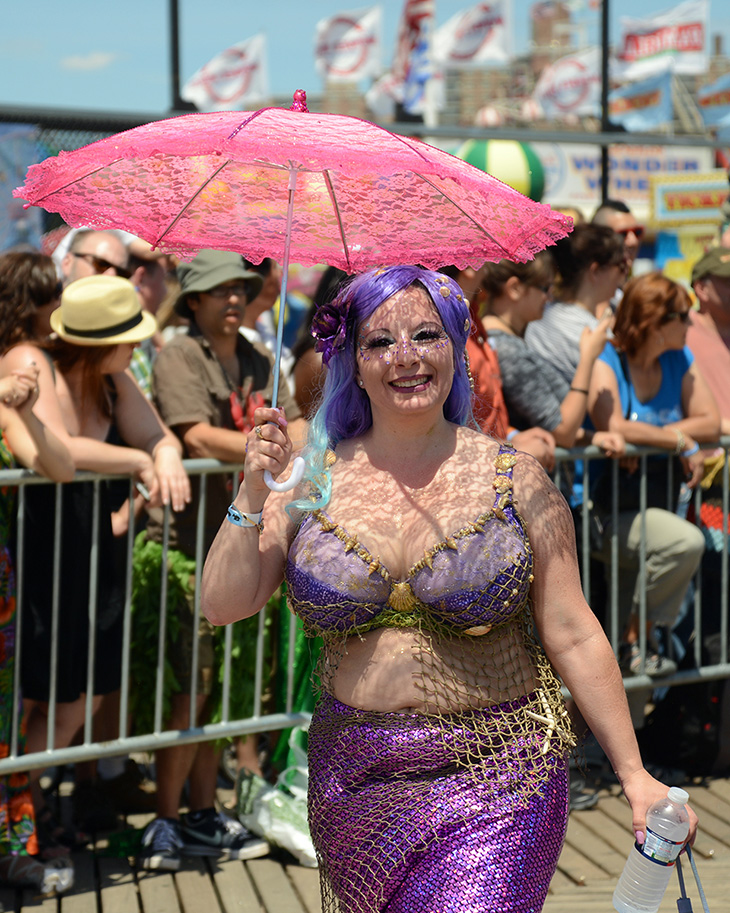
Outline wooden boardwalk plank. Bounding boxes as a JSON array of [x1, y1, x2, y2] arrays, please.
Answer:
[[285, 863, 321, 913], [98, 857, 140, 913], [61, 850, 97, 913], [176, 857, 222, 913], [562, 812, 626, 877], [247, 859, 308, 913], [137, 869, 182, 913], [210, 857, 264, 913]]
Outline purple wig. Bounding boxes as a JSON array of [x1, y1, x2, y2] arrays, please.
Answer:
[[293, 266, 474, 511]]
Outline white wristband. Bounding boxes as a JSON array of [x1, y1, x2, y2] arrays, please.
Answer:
[[226, 504, 264, 533]]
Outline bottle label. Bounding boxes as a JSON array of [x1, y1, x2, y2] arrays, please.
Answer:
[[638, 827, 684, 866]]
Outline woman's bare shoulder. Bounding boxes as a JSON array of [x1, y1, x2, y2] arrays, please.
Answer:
[[0, 342, 48, 372]]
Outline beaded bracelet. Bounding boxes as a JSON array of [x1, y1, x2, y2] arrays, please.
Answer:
[[681, 443, 700, 458], [673, 429, 686, 454], [226, 504, 264, 533]]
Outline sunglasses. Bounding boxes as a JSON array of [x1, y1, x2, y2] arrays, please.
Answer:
[[616, 225, 644, 240], [72, 251, 132, 280], [205, 282, 252, 299], [532, 282, 553, 294], [661, 309, 691, 324]]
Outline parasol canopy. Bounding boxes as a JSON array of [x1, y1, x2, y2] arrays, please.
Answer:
[[15, 93, 569, 271], [15, 91, 572, 491]]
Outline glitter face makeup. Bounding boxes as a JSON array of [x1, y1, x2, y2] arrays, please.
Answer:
[[355, 286, 455, 417]]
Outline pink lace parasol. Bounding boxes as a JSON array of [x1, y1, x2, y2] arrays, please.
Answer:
[[15, 92, 571, 270]]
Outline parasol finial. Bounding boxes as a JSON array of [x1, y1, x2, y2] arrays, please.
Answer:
[[290, 89, 309, 112]]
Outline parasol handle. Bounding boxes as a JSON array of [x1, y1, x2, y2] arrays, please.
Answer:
[[266, 163, 304, 494], [264, 456, 306, 492]]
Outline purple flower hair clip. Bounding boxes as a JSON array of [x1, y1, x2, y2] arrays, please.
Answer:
[[311, 295, 351, 366]]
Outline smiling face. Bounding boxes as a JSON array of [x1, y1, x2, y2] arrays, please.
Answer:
[[355, 285, 454, 421]]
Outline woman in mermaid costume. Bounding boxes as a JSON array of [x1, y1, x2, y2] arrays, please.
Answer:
[[201, 265, 698, 913]]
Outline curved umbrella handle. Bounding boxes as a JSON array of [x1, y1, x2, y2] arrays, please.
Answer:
[[264, 455, 306, 492]]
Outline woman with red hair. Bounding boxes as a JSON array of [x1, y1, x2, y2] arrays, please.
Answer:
[[589, 272, 719, 688]]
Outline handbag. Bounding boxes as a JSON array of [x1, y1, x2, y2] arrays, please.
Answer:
[[235, 727, 318, 868], [676, 847, 711, 913]]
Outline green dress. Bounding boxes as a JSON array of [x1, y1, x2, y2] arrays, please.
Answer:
[[0, 433, 37, 857]]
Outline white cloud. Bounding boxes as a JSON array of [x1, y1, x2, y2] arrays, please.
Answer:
[[61, 51, 118, 72]]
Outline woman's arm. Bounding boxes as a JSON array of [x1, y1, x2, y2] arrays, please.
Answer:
[[672, 361, 720, 443], [201, 406, 297, 625], [0, 369, 74, 482], [110, 370, 191, 512], [0, 344, 72, 443], [550, 317, 613, 447], [515, 455, 698, 843]]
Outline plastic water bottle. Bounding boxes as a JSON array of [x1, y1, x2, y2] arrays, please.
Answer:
[[613, 787, 690, 913]]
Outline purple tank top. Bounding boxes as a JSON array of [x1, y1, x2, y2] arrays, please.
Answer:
[[286, 444, 533, 638]]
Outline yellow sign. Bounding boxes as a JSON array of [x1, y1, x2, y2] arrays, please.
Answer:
[[649, 169, 729, 227]]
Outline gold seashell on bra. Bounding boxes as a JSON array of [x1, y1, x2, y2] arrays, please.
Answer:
[[387, 581, 419, 614], [464, 624, 493, 636]]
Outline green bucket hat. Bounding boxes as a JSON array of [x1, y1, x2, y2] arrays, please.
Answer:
[[175, 250, 264, 319], [691, 246, 730, 285]]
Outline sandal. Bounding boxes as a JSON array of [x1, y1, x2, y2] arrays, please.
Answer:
[[35, 805, 89, 856], [0, 854, 74, 895]]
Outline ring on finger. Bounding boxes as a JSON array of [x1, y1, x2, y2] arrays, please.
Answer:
[[254, 425, 264, 439]]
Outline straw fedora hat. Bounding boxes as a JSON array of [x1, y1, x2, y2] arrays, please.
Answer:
[[50, 275, 157, 345]]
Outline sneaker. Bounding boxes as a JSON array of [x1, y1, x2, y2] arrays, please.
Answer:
[[0, 854, 74, 895], [180, 808, 269, 861], [137, 817, 183, 872]]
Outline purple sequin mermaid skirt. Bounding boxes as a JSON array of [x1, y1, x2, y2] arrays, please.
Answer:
[[308, 693, 570, 913]]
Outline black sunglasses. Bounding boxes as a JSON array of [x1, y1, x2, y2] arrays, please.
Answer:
[[661, 309, 691, 324], [72, 251, 132, 280]]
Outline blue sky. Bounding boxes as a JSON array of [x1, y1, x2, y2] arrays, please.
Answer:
[[1, 1, 728, 114]]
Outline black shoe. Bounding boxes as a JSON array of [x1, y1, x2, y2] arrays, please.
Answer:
[[180, 808, 269, 860], [569, 774, 599, 811]]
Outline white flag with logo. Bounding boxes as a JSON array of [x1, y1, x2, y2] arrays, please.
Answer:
[[533, 46, 601, 119], [615, 0, 709, 78], [314, 7, 382, 83], [181, 35, 269, 111], [433, 2, 510, 68]]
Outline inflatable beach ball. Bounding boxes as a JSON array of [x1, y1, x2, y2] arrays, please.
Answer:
[[456, 139, 545, 202]]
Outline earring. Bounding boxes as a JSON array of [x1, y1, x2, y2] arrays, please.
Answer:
[[464, 350, 475, 394], [357, 378, 364, 387]]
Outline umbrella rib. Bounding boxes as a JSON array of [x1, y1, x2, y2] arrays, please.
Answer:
[[322, 171, 353, 274], [413, 173, 513, 259], [27, 159, 125, 205], [154, 159, 232, 247]]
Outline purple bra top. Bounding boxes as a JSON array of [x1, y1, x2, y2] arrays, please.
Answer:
[[285, 444, 533, 638]]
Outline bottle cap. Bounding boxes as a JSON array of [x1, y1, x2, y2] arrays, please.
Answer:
[[668, 787, 690, 805]]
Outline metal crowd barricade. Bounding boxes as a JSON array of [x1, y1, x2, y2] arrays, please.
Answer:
[[1, 460, 311, 776], [0, 444, 729, 777], [554, 438, 730, 696]]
